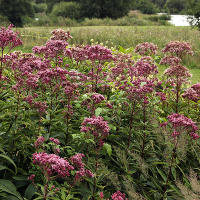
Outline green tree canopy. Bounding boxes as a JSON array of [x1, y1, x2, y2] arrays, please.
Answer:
[[165, 0, 186, 13], [78, 0, 133, 19], [0, 0, 34, 27]]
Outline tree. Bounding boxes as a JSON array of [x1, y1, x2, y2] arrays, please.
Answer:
[[78, 0, 133, 19], [0, 0, 34, 27], [131, 0, 158, 14], [51, 1, 81, 19], [164, 0, 186, 14], [186, 0, 200, 29]]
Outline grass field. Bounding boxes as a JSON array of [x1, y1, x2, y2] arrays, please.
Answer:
[[16, 26, 200, 83]]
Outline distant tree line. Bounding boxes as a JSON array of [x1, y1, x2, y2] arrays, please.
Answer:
[[0, 0, 200, 27]]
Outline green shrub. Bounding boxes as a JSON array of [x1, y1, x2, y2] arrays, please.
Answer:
[[51, 1, 81, 19], [0, 15, 10, 26], [32, 3, 47, 13], [147, 14, 171, 23]]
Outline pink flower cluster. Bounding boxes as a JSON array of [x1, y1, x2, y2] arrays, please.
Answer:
[[33, 40, 68, 59], [50, 137, 60, 145], [33, 136, 93, 181], [81, 116, 110, 147], [34, 136, 45, 148], [160, 56, 181, 66], [70, 153, 93, 181], [34, 136, 60, 150], [124, 78, 155, 102], [182, 83, 200, 102], [164, 65, 191, 86], [32, 152, 74, 178], [66, 45, 113, 62], [156, 92, 166, 101], [135, 42, 158, 56], [111, 191, 128, 200], [162, 41, 193, 57], [91, 93, 105, 104], [166, 113, 199, 139], [133, 56, 158, 77], [50, 29, 72, 41], [0, 24, 22, 50]]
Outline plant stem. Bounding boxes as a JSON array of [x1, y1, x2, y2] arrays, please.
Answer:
[[162, 140, 178, 199], [141, 100, 146, 158], [128, 101, 135, 148]]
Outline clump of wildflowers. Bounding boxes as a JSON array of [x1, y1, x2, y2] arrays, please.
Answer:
[[0, 24, 22, 51], [34, 136, 45, 148], [50, 29, 72, 41], [156, 92, 167, 102], [160, 56, 181, 66], [182, 88, 199, 102], [111, 191, 128, 200], [70, 153, 94, 181], [164, 113, 199, 139], [0, 24, 22, 75], [132, 56, 158, 78], [49, 137, 60, 145], [91, 93, 105, 104], [135, 42, 158, 56], [32, 152, 74, 178], [33, 40, 68, 60], [164, 64, 191, 86], [81, 116, 110, 147], [162, 41, 193, 58]]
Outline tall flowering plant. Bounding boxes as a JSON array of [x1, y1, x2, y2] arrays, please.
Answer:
[[30, 136, 93, 199], [160, 113, 199, 198]]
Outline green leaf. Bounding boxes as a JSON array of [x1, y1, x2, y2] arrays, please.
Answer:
[[95, 108, 102, 117], [156, 167, 166, 182], [0, 154, 17, 174], [0, 165, 7, 171], [0, 179, 23, 200], [103, 143, 112, 156], [12, 176, 28, 181], [171, 167, 176, 180], [24, 184, 37, 200], [108, 124, 116, 131]]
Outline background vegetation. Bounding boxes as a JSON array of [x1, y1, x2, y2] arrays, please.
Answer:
[[0, 0, 199, 27]]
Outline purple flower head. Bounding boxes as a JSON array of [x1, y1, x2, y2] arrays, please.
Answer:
[[162, 41, 193, 58], [74, 167, 94, 182], [34, 101, 47, 114], [0, 24, 22, 50], [70, 153, 85, 169], [182, 88, 199, 102], [81, 116, 110, 138], [28, 174, 35, 181], [135, 42, 158, 56], [34, 136, 45, 148], [91, 93, 105, 104], [191, 83, 200, 95], [160, 56, 181, 66], [133, 56, 158, 77], [49, 137, 60, 145], [156, 92, 167, 101], [166, 113, 199, 139], [50, 29, 72, 41], [33, 40, 68, 59], [32, 152, 74, 178], [164, 65, 191, 86], [111, 191, 128, 200]]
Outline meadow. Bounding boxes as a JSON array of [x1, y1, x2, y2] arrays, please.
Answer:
[[17, 26, 200, 83], [1, 25, 200, 200]]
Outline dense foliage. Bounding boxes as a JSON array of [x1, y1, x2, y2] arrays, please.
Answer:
[[0, 0, 34, 27], [0, 0, 199, 27], [0, 25, 200, 200]]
